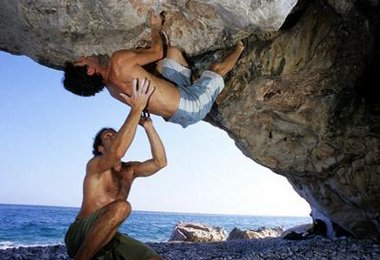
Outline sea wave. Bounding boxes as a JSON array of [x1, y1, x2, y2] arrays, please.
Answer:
[[0, 204, 311, 247], [0, 241, 63, 250]]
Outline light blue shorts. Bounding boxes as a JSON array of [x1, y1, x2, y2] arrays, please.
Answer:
[[157, 58, 224, 128]]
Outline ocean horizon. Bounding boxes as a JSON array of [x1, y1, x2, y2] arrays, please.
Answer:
[[0, 203, 311, 250]]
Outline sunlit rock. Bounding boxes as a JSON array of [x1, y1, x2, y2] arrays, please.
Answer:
[[227, 227, 283, 240], [169, 222, 227, 242], [0, 0, 296, 68]]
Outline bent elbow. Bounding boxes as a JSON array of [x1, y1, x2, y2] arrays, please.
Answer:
[[161, 160, 168, 169], [156, 158, 167, 170]]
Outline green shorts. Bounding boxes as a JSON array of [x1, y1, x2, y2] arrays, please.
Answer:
[[64, 208, 158, 260]]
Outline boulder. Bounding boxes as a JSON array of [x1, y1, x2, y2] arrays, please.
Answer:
[[227, 227, 283, 240], [169, 222, 227, 242]]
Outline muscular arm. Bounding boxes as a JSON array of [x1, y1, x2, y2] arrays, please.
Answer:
[[88, 79, 154, 174], [132, 118, 167, 178], [90, 109, 141, 172], [133, 9, 163, 65]]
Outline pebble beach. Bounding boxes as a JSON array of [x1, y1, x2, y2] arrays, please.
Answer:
[[1, 236, 378, 260]]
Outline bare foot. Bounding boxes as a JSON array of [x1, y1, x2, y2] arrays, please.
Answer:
[[210, 40, 245, 77]]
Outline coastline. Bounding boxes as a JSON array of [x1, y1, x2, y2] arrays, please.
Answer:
[[0, 236, 378, 260]]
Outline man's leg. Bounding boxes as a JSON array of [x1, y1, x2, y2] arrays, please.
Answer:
[[212, 41, 245, 104], [166, 47, 189, 68], [74, 200, 131, 260], [108, 233, 163, 260], [156, 46, 192, 87], [210, 40, 244, 77]]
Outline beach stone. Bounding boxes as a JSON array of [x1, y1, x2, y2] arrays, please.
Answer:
[[228, 227, 284, 240], [0, 0, 379, 239], [1, 237, 379, 260], [281, 223, 313, 239], [169, 222, 227, 242]]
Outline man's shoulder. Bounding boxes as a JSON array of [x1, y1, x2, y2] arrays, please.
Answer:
[[86, 156, 113, 177], [109, 50, 139, 73], [86, 156, 108, 172], [85, 156, 98, 171], [87, 156, 98, 164], [111, 49, 137, 62]]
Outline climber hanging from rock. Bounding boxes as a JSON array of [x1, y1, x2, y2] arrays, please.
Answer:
[[63, 9, 244, 128]]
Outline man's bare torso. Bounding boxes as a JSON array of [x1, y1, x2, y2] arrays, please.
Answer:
[[76, 162, 134, 220], [106, 50, 180, 119]]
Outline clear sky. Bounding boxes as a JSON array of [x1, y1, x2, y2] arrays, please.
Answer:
[[0, 51, 311, 217]]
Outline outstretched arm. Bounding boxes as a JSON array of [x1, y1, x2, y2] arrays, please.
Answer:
[[87, 79, 154, 174], [132, 116, 167, 178], [134, 9, 163, 65]]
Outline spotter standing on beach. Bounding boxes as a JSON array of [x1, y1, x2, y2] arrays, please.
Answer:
[[63, 9, 244, 128], [65, 78, 167, 260]]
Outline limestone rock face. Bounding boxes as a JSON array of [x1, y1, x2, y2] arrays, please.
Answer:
[[1, 0, 379, 239], [206, 0, 380, 239], [0, 0, 296, 69]]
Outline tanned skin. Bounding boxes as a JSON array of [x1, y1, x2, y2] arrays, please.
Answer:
[[74, 9, 245, 120], [74, 79, 167, 260]]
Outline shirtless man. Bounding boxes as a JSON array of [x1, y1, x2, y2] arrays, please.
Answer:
[[65, 79, 167, 260], [63, 9, 245, 128]]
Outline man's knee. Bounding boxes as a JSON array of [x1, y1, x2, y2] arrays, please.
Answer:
[[116, 200, 131, 219], [109, 200, 131, 221], [166, 47, 188, 67], [210, 63, 218, 72], [166, 46, 182, 58], [209, 63, 223, 76]]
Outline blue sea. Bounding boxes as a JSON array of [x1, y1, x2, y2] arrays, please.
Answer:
[[0, 204, 311, 249]]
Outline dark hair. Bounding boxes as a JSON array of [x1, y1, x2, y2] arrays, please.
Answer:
[[63, 62, 105, 96], [92, 127, 115, 156]]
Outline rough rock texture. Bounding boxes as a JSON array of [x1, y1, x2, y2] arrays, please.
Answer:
[[1, 0, 379, 239], [169, 222, 227, 242], [0, 0, 296, 69], [227, 227, 284, 240], [205, 0, 380, 239]]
